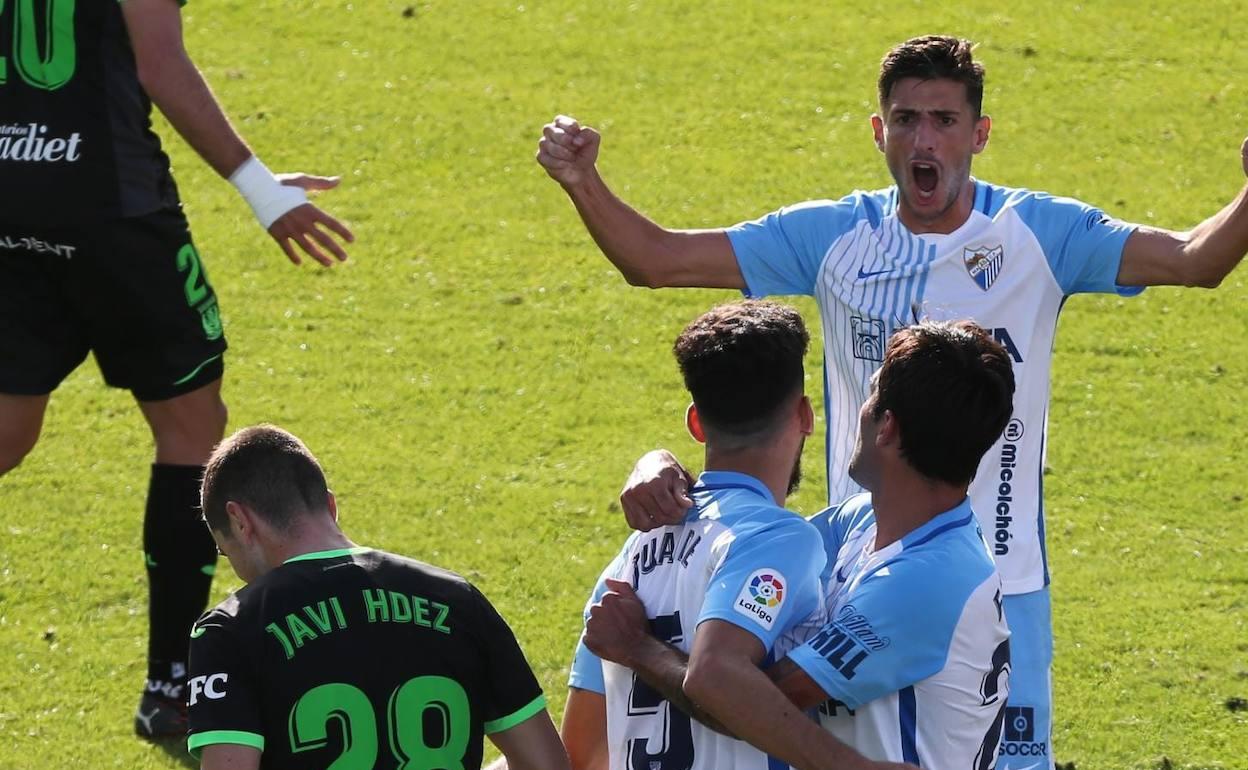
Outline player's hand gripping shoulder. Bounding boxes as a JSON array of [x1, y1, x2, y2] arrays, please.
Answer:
[[619, 449, 694, 531], [537, 115, 601, 188]]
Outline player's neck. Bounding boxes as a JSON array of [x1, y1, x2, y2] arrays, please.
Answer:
[[267, 520, 357, 568], [702, 446, 794, 507], [869, 471, 967, 548]]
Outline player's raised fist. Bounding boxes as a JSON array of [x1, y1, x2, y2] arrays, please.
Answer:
[[536, 114, 601, 188]]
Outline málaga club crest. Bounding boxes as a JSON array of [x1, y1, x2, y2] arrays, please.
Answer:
[[964, 244, 1004, 291]]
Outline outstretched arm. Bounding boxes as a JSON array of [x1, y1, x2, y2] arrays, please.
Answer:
[[1116, 138, 1248, 288], [120, 0, 354, 266], [537, 116, 744, 289]]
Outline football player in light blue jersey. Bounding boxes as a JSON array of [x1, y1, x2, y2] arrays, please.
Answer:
[[586, 321, 1016, 770], [560, 301, 907, 770], [536, 35, 1248, 769]]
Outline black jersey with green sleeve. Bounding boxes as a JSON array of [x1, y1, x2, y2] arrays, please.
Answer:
[[186, 547, 546, 770], [0, 0, 181, 226]]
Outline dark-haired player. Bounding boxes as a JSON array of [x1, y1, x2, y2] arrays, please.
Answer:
[[562, 300, 902, 770], [0, 0, 352, 737], [537, 34, 1248, 769], [187, 424, 569, 770], [589, 320, 1015, 769]]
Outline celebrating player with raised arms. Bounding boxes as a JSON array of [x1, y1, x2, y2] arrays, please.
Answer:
[[187, 425, 569, 770], [537, 35, 1248, 769]]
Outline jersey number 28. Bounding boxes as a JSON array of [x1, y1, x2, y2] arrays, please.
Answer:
[[288, 676, 469, 770]]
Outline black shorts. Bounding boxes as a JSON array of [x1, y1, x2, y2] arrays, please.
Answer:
[[0, 207, 228, 401]]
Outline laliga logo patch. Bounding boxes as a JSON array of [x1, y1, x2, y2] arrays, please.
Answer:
[[963, 244, 1004, 291], [735, 570, 786, 630]]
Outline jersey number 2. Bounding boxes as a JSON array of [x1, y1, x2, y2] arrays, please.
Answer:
[[289, 676, 469, 770], [0, 0, 77, 91], [625, 612, 695, 770]]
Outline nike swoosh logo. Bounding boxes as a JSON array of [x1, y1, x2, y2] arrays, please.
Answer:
[[857, 266, 891, 279]]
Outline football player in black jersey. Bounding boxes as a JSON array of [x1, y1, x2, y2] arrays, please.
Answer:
[[188, 425, 570, 770], [0, 0, 354, 738]]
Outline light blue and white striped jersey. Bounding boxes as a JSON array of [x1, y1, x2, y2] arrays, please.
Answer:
[[727, 182, 1139, 594], [787, 495, 1011, 770], [569, 471, 825, 770]]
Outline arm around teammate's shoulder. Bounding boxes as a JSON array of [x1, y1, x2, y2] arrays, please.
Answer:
[[537, 115, 744, 290]]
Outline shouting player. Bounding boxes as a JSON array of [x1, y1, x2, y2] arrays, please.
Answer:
[[187, 425, 569, 770], [0, 0, 352, 737], [537, 35, 1248, 769]]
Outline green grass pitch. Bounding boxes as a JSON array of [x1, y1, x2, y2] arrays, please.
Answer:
[[1, 1, 1246, 767]]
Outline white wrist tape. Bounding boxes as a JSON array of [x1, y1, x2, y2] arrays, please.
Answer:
[[228, 156, 308, 230]]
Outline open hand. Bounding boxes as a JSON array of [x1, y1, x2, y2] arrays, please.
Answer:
[[268, 174, 355, 267]]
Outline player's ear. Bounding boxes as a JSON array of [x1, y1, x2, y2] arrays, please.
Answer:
[[798, 394, 815, 437], [876, 409, 900, 448], [326, 491, 338, 523], [685, 403, 707, 444], [972, 114, 991, 155], [223, 500, 250, 539], [871, 113, 886, 152]]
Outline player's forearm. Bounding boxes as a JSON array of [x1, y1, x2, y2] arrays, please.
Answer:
[[627, 637, 734, 736], [562, 172, 740, 290], [139, 49, 252, 179], [684, 656, 871, 770], [1180, 181, 1248, 287]]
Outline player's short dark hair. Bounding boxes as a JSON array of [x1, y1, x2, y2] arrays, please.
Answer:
[[201, 424, 331, 534], [674, 300, 808, 449], [879, 35, 985, 117], [872, 321, 1014, 485]]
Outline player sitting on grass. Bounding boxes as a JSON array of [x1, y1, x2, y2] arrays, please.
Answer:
[[186, 424, 570, 770]]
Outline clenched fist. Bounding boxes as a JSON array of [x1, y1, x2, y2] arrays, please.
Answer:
[[536, 114, 601, 188]]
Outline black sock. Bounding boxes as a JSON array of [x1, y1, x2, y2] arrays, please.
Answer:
[[143, 463, 218, 699]]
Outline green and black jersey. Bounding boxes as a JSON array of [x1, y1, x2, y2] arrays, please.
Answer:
[[187, 547, 546, 769], [0, 0, 180, 226]]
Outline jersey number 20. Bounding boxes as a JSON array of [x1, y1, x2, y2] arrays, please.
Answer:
[[0, 0, 77, 92]]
